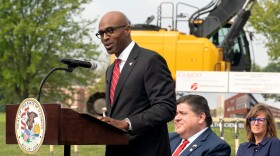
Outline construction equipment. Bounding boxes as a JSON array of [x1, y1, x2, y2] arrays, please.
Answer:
[[87, 0, 256, 115], [131, 0, 255, 78]]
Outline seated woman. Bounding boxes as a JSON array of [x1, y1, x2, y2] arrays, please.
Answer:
[[237, 103, 280, 156]]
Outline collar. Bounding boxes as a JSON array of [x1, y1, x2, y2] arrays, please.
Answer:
[[186, 127, 208, 144], [114, 41, 135, 71], [115, 41, 135, 62], [247, 137, 270, 148]]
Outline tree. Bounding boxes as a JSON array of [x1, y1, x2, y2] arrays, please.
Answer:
[[260, 62, 280, 102], [248, 1, 280, 103], [0, 0, 100, 109], [249, 0, 280, 63], [251, 62, 262, 72], [262, 62, 280, 72]]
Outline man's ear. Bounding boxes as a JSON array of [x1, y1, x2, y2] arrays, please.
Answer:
[[198, 112, 206, 124], [125, 26, 131, 36]]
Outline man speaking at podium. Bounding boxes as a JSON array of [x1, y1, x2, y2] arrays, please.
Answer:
[[96, 11, 176, 156]]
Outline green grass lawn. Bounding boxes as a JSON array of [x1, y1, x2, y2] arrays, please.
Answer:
[[1, 112, 279, 156]]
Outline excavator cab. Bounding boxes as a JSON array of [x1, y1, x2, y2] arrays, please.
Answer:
[[209, 23, 251, 71], [187, 0, 254, 71], [175, 0, 253, 71]]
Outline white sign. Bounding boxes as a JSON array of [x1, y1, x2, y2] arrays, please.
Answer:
[[176, 71, 280, 94], [229, 72, 280, 93], [176, 71, 228, 93]]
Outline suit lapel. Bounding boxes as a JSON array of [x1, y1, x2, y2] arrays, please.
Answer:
[[109, 44, 140, 115], [170, 135, 183, 153], [181, 128, 212, 156], [182, 140, 202, 156], [106, 63, 114, 115]]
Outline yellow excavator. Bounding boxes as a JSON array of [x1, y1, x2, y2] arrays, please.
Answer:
[[87, 0, 256, 115]]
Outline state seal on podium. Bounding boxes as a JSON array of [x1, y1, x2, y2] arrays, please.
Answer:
[[15, 98, 46, 154]]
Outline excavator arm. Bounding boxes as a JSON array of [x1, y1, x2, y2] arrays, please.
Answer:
[[189, 0, 247, 38], [219, 0, 256, 60]]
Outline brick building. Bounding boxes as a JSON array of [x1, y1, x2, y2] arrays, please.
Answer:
[[64, 85, 88, 112], [224, 93, 280, 119]]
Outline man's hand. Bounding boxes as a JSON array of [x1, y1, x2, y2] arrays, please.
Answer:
[[97, 116, 129, 130]]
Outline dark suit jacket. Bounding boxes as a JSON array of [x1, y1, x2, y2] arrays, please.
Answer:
[[169, 128, 231, 156], [105, 43, 176, 156]]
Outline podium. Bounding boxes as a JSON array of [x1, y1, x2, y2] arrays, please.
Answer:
[[6, 104, 129, 155]]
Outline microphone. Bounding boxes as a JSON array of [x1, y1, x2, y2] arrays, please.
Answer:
[[60, 58, 97, 70]]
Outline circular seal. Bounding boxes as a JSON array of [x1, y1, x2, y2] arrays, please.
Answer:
[[15, 98, 46, 154]]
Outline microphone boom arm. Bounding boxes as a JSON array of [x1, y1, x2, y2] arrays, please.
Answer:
[[37, 66, 74, 102]]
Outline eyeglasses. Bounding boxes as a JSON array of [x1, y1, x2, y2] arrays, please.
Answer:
[[247, 118, 266, 125], [96, 25, 127, 39]]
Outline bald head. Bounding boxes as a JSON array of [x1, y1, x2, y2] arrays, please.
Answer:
[[98, 11, 132, 56], [99, 11, 130, 27]]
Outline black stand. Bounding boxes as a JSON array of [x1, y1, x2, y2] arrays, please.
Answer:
[[36, 66, 74, 156], [36, 67, 74, 102], [64, 145, 71, 156]]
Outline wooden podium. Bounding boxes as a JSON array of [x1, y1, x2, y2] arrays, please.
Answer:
[[6, 104, 129, 156]]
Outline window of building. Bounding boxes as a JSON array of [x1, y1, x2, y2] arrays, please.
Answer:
[[227, 106, 235, 111], [235, 95, 247, 109], [230, 99, 235, 104]]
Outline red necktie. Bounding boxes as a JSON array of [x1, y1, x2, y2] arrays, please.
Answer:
[[173, 139, 189, 156], [110, 59, 121, 106]]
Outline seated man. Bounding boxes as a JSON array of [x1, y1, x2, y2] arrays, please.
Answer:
[[169, 94, 231, 156]]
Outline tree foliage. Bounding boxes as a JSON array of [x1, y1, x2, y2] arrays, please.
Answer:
[[262, 62, 280, 72], [249, 0, 280, 63], [249, 1, 280, 103], [0, 0, 100, 107], [259, 62, 280, 102], [251, 63, 262, 72]]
